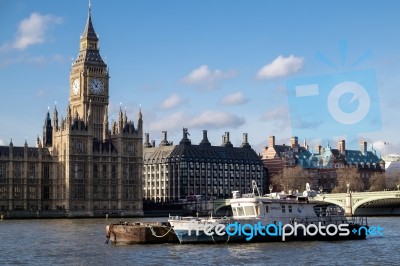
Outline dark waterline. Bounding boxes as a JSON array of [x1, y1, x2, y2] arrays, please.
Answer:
[[0, 217, 399, 265]]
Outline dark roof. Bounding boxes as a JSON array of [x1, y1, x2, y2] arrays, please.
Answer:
[[73, 8, 105, 66], [0, 146, 10, 157], [346, 150, 380, 164], [81, 11, 98, 40], [74, 50, 105, 65], [144, 144, 261, 164], [144, 145, 174, 162], [0, 146, 52, 159], [273, 145, 293, 156]]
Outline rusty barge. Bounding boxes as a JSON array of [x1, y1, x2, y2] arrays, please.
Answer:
[[105, 221, 179, 244]]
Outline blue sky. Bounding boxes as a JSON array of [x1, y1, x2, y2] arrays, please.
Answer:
[[1, 0, 400, 156]]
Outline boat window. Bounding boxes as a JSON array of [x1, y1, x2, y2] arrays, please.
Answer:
[[232, 207, 238, 216], [255, 206, 261, 216], [282, 205, 286, 213], [244, 206, 255, 216], [237, 206, 245, 216], [288, 205, 292, 213], [265, 205, 269, 213]]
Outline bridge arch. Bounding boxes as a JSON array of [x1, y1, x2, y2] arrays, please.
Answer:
[[213, 191, 400, 216], [316, 198, 346, 209], [352, 195, 400, 215], [354, 196, 392, 211], [213, 199, 231, 215]]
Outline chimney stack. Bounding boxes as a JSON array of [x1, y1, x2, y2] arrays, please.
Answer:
[[159, 131, 169, 146], [314, 145, 322, 155], [200, 129, 211, 146], [290, 136, 298, 149], [338, 139, 346, 154], [144, 133, 152, 148], [268, 136, 275, 148], [240, 133, 251, 148], [360, 141, 367, 155], [179, 128, 191, 145], [222, 132, 233, 147]]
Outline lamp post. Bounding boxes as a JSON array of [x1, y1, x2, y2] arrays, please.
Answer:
[[345, 182, 352, 216]]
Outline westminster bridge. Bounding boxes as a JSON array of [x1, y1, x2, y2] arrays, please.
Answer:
[[314, 190, 400, 216], [214, 190, 400, 216]]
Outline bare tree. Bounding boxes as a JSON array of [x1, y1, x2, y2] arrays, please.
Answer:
[[270, 166, 313, 193], [332, 166, 364, 193], [369, 172, 386, 191], [385, 169, 400, 190]]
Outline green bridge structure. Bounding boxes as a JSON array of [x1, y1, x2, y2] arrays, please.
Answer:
[[213, 190, 400, 216]]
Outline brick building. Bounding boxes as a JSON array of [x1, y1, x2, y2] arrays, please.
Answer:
[[262, 136, 385, 192]]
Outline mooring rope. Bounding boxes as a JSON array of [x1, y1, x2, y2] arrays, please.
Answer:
[[148, 225, 174, 238]]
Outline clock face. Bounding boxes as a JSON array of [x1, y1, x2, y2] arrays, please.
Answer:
[[72, 79, 80, 95], [90, 78, 104, 94]]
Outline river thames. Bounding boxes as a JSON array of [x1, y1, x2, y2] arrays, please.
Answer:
[[0, 217, 399, 265]]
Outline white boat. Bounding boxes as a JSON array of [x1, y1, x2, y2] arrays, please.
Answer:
[[169, 182, 368, 244]]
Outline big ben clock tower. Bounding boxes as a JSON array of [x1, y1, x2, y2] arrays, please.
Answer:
[[43, 2, 143, 218], [70, 3, 109, 141]]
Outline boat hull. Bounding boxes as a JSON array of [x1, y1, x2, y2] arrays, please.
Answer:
[[170, 221, 367, 244]]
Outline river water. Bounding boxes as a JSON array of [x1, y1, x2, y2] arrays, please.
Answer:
[[0, 217, 398, 265]]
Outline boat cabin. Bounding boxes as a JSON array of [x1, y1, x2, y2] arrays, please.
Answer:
[[230, 191, 344, 224]]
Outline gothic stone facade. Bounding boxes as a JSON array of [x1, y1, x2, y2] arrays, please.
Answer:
[[143, 129, 266, 202], [0, 7, 143, 217]]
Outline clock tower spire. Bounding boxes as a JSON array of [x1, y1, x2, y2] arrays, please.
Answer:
[[69, 2, 109, 141]]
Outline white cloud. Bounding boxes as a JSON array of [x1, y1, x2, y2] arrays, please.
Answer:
[[260, 106, 288, 121], [188, 110, 245, 129], [0, 138, 4, 145], [182, 65, 221, 83], [256, 55, 304, 79], [158, 93, 185, 110], [149, 110, 245, 133], [3, 13, 62, 51], [181, 65, 236, 90], [360, 139, 400, 155], [372, 140, 386, 151], [149, 112, 188, 132], [219, 92, 249, 105]]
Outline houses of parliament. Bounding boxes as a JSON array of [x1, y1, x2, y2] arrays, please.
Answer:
[[0, 6, 143, 217]]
